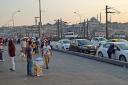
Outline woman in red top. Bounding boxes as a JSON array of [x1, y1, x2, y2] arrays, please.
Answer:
[[8, 39, 16, 71]]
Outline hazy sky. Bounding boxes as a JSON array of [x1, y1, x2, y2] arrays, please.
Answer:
[[0, 0, 128, 26]]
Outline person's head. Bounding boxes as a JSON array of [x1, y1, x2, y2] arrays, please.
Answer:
[[111, 43, 114, 47], [44, 40, 48, 46], [27, 41, 32, 47], [8, 39, 14, 47], [0, 38, 3, 43]]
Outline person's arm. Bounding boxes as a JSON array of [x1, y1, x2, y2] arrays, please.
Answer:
[[48, 48, 52, 56], [30, 47, 33, 56], [49, 46, 52, 56]]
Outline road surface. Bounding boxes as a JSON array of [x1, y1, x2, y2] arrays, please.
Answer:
[[0, 45, 128, 85]]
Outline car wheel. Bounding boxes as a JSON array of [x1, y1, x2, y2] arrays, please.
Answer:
[[119, 55, 127, 62], [98, 52, 104, 57]]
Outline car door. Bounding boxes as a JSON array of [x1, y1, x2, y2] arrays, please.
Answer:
[[114, 46, 121, 60], [57, 40, 62, 49], [102, 43, 111, 58], [75, 40, 80, 52], [69, 40, 76, 51]]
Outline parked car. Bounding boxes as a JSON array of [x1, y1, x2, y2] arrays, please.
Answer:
[[56, 39, 71, 50], [91, 37, 108, 47], [50, 41, 57, 49], [97, 42, 128, 62], [69, 39, 96, 54]]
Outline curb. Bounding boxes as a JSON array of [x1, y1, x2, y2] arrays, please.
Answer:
[[53, 49, 128, 68]]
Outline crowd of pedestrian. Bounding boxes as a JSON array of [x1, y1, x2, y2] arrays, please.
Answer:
[[0, 36, 53, 77]]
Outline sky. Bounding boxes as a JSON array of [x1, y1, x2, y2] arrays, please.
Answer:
[[0, 0, 128, 26]]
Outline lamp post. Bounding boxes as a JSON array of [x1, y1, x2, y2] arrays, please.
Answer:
[[12, 10, 21, 27], [74, 12, 82, 37], [38, 0, 42, 38], [74, 12, 81, 23], [54, 19, 60, 40], [35, 17, 40, 25]]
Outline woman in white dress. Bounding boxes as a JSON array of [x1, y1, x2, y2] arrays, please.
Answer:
[[42, 40, 52, 69]]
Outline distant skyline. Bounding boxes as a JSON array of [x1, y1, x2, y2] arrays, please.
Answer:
[[0, 0, 128, 27]]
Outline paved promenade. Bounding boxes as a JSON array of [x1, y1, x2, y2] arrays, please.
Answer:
[[0, 45, 128, 85]]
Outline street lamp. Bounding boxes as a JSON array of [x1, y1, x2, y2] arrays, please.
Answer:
[[38, 0, 42, 38], [74, 12, 82, 37], [74, 12, 81, 23], [34, 17, 40, 25], [12, 10, 21, 27]]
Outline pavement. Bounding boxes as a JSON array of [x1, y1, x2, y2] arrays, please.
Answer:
[[0, 45, 128, 85]]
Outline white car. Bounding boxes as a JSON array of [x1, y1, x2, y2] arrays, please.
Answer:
[[91, 37, 108, 47], [50, 41, 57, 49], [97, 42, 128, 62], [56, 39, 70, 50]]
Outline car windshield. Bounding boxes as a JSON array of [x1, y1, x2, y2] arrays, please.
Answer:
[[117, 44, 128, 50], [99, 38, 107, 41], [63, 40, 70, 44], [78, 39, 92, 46]]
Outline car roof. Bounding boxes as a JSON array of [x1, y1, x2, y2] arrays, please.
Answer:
[[105, 42, 125, 45], [59, 39, 70, 41], [60, 39, 70, 40], [93, 37, 106, 39], [74, 39, 89, 40]]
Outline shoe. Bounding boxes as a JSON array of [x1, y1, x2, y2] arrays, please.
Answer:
[[46, 66, 48, 69], [9, 68, 15, 71], [27, 74, 34, 77]]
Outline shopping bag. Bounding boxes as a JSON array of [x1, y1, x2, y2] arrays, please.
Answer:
[[33, 57, 44, 76]]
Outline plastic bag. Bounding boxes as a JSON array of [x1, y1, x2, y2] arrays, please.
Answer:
[[34, 57, 44, 66], [33, 57, 44, 76]]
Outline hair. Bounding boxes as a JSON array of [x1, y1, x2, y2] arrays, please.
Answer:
[[0, 38, 3, 43], [28, 41, 32, 45], [8, 39, 15, 48]]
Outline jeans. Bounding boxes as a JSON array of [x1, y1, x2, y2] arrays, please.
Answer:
[[27, 59, 33, 75], [10, 57, 15, 70]]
